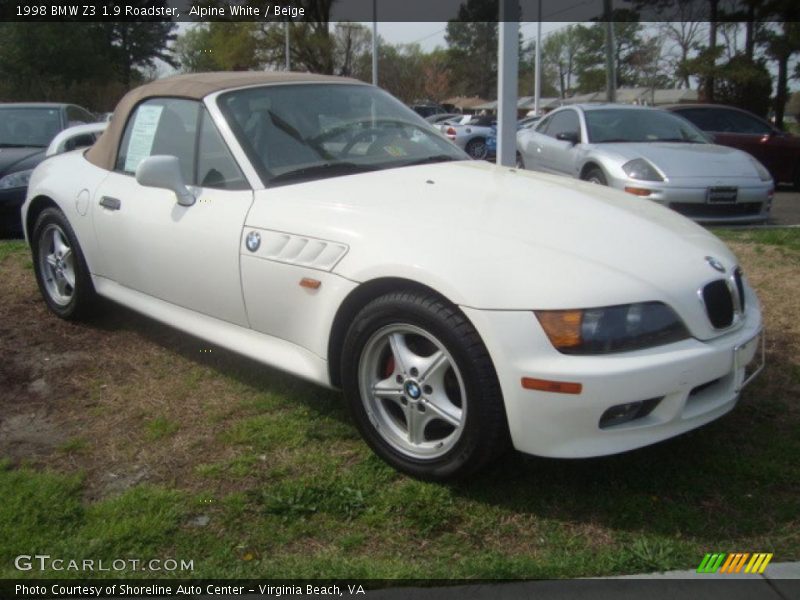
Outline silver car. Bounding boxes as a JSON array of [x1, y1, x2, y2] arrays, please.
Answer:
[[441, 115, 496, 159], [516, 104, 774, 223]]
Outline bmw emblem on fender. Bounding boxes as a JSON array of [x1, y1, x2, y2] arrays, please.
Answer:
[[705, 256, 726, 273], [245, 231, 261, 252]]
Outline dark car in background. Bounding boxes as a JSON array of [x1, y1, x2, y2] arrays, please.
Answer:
[[666, 103, 800, 189], [0, 103, 96, 235], [410, 102, 448, 119]]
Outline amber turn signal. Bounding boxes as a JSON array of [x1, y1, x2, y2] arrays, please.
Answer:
[[299, 278, 321, 289], [624, 186, 653, 197], [521, 377, 583, 394], [534, 310, 583, 349]]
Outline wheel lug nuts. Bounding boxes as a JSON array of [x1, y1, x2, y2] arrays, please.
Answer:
[[396, 374, 403, 383], [417, 404, 426, 413], [423, 385, 432, 395], [400, 396, 407, 405], [409, 367, 418, 377]]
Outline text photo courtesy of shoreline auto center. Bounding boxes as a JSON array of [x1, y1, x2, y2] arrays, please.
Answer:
[[1, 0, 799, 599]]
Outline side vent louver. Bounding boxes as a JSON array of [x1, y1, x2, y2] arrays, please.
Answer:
[[244, 229, 348, 271]]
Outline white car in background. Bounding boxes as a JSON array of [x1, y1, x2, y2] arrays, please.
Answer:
[[516, 104, 774, 223], [22, 72, 764, 480]]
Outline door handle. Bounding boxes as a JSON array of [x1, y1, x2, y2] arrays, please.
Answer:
[[99, 196, 121, 211]]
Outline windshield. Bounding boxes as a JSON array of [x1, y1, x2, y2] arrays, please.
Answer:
[[585, 109, 709, 144], [217, 84, 467, 186], [0, 107, 63, 147]]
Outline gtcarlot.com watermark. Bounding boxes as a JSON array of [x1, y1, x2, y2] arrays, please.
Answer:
[[14, 554, 194, 573]]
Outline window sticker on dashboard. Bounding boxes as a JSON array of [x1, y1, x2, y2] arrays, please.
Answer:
[[124, 105, 164, 173]]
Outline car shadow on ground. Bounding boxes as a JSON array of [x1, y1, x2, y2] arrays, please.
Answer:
[[83, 297, 798, 550]]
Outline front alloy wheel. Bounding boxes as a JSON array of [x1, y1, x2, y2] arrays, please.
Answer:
[[342, 291, 509, 480], [358, 324, 467, 460]]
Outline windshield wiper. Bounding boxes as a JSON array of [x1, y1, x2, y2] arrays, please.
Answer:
[[402, 155, 460, 166], [269, 162, 377, 185]]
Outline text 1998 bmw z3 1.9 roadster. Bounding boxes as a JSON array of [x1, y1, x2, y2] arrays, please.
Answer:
[[22, 72, 764, 480]]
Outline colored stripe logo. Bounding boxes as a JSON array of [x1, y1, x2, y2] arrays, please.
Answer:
[[697, 553, 773, 574]]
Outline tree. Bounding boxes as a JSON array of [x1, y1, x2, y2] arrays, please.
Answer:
[[760, 2, 800, 129], [572, 14, 651, 93], [175, 23, 263, 72], [542, 25, 581, 98], [101, 20, 178, 86], [715, 54, 772, 117], [445, 0, 498, 98], [334, 22, 372, 77], [659, 16, 705, 88], [0, 20, 176, 110]]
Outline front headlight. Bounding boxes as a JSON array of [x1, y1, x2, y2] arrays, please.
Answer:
[[535, 302, 689, 354], [622, 158, 664, 182], [0, 169, 33, 190], [749, 157, 772, 182]]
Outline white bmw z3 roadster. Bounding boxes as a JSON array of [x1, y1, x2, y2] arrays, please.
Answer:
[[22, 72, 764, 480]]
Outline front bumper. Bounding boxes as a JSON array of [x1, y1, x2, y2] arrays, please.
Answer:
[[606, 176, 773, 224], [462, 303, 763, 458], [0, 187, 26, 234]]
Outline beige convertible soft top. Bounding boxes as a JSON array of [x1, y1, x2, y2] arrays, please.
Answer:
[[86, 71, 364, 171]]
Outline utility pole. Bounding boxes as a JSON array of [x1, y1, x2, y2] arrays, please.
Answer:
[[372, 0, 378, 85], [534, 1, 542, 115], [604, 0, 616, 102], [284, 21, 290, 71], [497, 0, 519, 167]]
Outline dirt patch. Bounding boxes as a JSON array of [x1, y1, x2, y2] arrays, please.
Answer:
[[0, 249, 255, 499]]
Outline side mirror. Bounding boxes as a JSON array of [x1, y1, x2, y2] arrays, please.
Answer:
[[556, 131, 580, 145], [135, 155, 195, 207]]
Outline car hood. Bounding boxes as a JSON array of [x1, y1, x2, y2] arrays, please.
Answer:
[[248, 161, 742, 340], [0, 146, 46, 177], [593, 142, 762, 179]]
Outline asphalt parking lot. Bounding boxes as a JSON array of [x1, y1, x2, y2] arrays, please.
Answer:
[[769, 189, 800, 226]]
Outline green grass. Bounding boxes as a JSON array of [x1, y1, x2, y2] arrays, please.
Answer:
[[0, 240, 27, 263], [1, 232, 799, 580], [144, 417, 180, 441], [713, 227, 800, 255]]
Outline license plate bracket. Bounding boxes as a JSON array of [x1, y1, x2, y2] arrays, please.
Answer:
[[734, 329, 765, 393]]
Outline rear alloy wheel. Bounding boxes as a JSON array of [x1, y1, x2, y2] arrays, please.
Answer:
[[465, 138, 488, 160], [31, 207, 96, 320], [341, 291, 508, 480], [583, 166, 607, 185], [516, 152, 526, 169]]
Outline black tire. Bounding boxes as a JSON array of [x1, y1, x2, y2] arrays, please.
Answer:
[[341, 291, 509, 480], [465, 138, 488, 160], [31, 207, 96, 320], [515, 152, 526, 169], [582, 166, 607, 185]]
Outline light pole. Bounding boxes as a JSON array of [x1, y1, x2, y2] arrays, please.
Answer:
[[497, 0, 519, 167], [534, 1, 542, 115], [284, 20, 290, 71], [372, 0, 378, 85]]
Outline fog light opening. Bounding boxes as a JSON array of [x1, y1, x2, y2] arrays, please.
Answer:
[[599, 397, 662, 429]]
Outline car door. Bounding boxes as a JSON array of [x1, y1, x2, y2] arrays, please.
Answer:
[[537, 109, 581, 176], [519, 114, 552, 171], [92, 97, 253, 327]]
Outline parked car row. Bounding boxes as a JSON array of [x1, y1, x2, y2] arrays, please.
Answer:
[[439, 101, 799, 225], [22, 71, 765, 480], [1, 103, 103, 235]]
